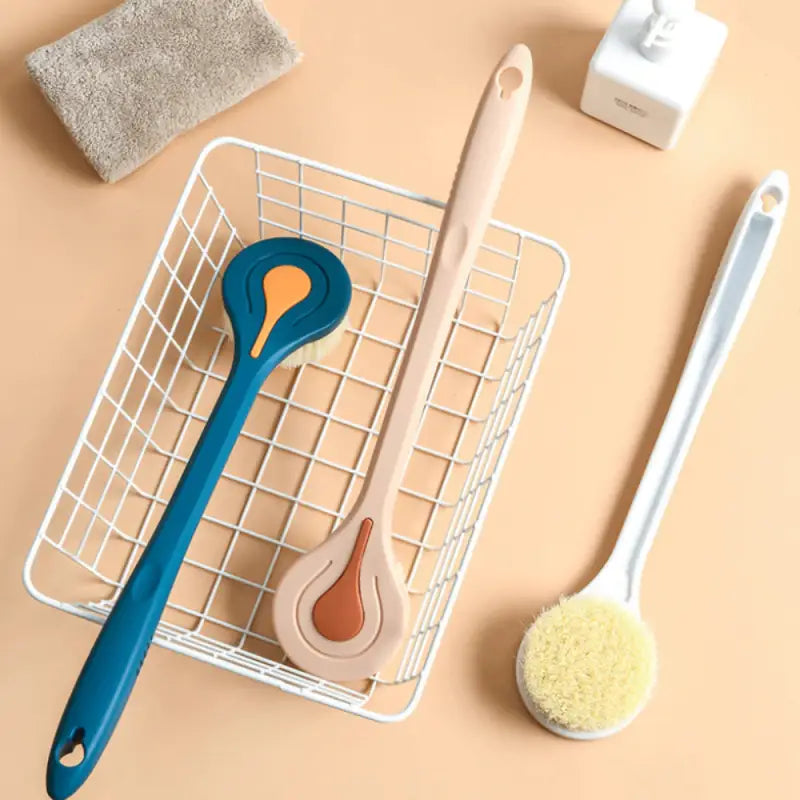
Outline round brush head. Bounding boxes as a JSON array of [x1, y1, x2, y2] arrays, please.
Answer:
[[515, 595, 657, 739]]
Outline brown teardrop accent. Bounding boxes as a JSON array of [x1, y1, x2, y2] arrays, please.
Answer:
[[312, 518, 374, 642]]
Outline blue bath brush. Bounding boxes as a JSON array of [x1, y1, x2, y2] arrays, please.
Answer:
[[47, 237, 351, 800]]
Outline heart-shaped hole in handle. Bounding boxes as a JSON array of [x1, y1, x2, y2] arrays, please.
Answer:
[[58, 728, 86, 767]]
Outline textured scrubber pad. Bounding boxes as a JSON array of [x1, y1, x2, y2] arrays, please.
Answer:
[[518, 595, 657, 732], [26, 0, 299, 182]]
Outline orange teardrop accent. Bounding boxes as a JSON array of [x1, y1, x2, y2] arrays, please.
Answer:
[[250, 265, 312, 358], [312, 519, 374, 642]]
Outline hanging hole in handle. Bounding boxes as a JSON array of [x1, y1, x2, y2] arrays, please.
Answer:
[[58, 728, 85, 767], [498, 67, 523, 99], [761, 189, 783, 213]]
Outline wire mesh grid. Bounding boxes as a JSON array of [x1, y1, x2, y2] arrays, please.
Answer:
[[24, 137, 568, 721]]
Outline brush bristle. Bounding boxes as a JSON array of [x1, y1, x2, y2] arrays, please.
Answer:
[[280, 318, 347, 368], [517, 595, 657, 733], [220, 310, 348, 368]]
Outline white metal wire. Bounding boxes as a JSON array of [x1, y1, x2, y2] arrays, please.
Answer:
[[23, 136, 569, 721]]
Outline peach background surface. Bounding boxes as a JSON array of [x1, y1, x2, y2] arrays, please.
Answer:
[[2, 1, 799, 798]]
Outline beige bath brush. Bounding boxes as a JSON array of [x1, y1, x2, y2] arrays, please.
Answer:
[[517, 171, 789, 739], [272, 44, 534, 682]]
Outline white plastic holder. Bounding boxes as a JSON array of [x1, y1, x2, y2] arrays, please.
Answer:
[[581, 0, 727, 149]]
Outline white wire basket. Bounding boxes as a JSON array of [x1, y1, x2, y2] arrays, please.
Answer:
[[24, 137, 569, 721]]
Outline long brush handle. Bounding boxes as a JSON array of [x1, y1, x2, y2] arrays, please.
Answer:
[[592, 172, 790, 606], [46, 361, 266, 800], [46, 239, 351, 799], [362, 44, 533, 510]]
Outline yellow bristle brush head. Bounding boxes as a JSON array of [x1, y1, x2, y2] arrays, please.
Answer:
[[516, 595, 657, 738]]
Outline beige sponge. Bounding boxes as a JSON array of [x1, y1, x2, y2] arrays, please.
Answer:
[[26, 0, 300, 182]]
